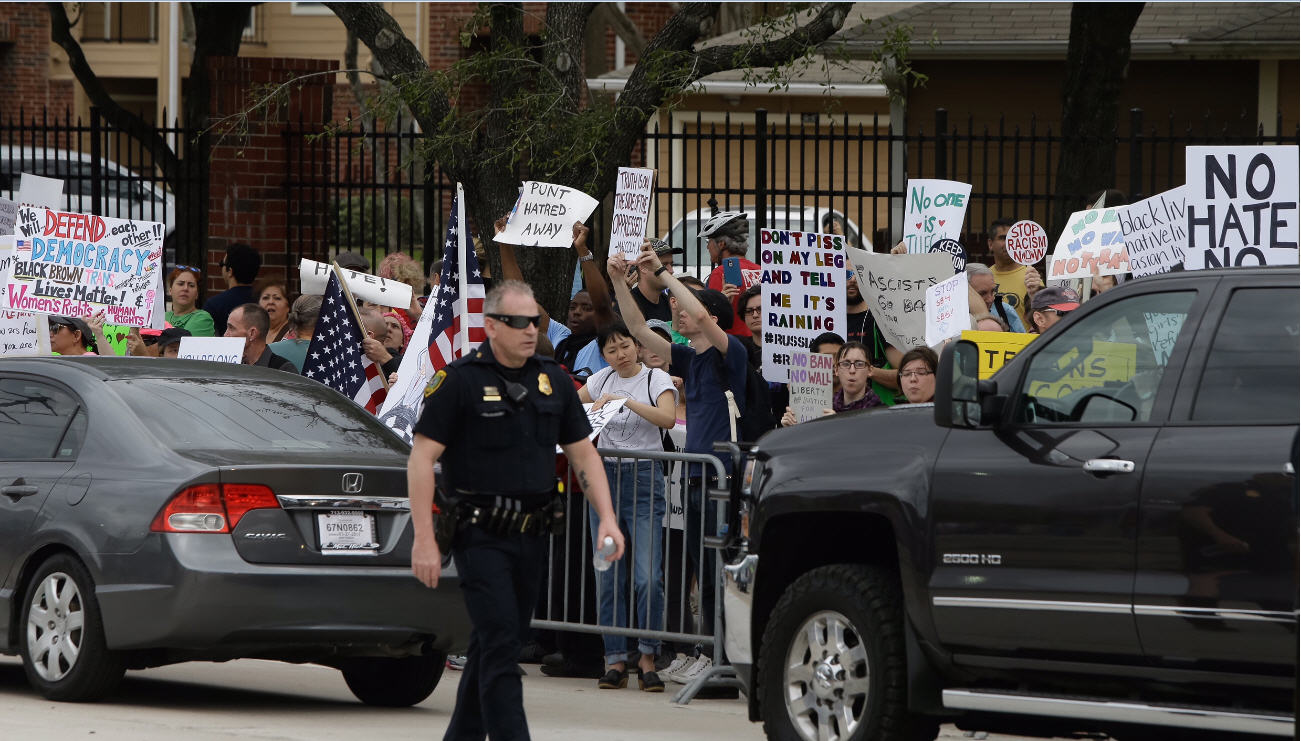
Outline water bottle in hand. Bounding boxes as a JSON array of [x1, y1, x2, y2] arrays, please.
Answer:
[[593, 536, 616, 572]]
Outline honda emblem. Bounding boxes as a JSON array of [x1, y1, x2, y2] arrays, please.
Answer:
[[341, 473, 364, 494]]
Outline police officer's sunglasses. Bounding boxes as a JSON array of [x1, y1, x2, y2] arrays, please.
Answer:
[[486, 313, 542, 329]]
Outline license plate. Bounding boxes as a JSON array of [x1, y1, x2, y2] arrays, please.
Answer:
[[317, 510, 378, 554]]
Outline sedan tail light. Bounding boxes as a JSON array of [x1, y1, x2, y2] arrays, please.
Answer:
[[150, 483, 279, 533]]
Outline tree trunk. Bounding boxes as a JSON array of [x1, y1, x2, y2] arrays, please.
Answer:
[[1051, 2, 1144, 238]]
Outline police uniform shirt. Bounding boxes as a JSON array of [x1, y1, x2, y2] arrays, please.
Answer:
[[413, 339, 592, 496]]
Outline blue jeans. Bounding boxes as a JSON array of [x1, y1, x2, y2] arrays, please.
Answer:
[[589, 460, 666, 665]]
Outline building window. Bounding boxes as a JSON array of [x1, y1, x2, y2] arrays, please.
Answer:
[[290, 2, 334, 16]]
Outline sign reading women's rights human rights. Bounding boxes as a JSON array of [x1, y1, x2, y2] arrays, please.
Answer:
[[902, 179, 972, 253], [3, 207, 164, 328], [608, 167, 655, 259], [759, 228, 847, 384], [1183, 146, 1298, 269], [496, 181, 599, 248], [848, 248, 952, 351]]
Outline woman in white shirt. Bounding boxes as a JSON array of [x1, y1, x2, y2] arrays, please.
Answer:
[[579, 321, 676, 691]]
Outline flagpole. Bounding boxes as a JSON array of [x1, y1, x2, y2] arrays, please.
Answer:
[[456, 182, 470, 356], [331, 261, 389, 390]]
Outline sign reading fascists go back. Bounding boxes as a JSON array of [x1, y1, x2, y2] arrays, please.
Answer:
[[759, 228, 847, 384], [4, 207, 163, 328]]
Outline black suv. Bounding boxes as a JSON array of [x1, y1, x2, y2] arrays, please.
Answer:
[[721, 266, 1297, 740]]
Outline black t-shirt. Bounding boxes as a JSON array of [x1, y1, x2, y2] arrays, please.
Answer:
[[414, 340, 591, 496], [845, 307, 889, 367], [624, 285, 673, 323]]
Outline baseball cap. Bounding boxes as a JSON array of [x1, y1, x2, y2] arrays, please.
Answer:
[[156, 327, 192, 349], [692, 288, 735, 331], [334, 251, 370, 272], [645, 319, 674, 338], [1031, 285, 1081, 312], [649, 238, 684, 256]]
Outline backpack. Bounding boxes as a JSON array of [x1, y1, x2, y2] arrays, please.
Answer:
[[712, 347, 775, 443]]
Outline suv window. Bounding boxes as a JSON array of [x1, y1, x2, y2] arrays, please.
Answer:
[[1015, 291, 1196, 424], [0, 378, 82, 460], [1192, 287, 1299, 423]]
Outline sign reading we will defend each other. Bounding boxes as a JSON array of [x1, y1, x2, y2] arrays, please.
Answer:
[[902, 179, 972, 254], [1183, 146, 1298, 270], [759, 228, 847, 384], [848, 248, 952, 352], [1118, 186, 1188, 277], [788, 350, 835, 422], [5, 208, 164, 328], [608, 167, 655, 259], [496, 181, 600, 247], [1049, 207, 1129, 279]]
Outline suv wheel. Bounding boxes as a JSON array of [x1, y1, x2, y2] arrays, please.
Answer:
[[340, 653, 447, 706], [21, 554, 126, 701], [758, 564, 937, 741]]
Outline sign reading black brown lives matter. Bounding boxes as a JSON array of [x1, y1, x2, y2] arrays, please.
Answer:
[[1183, 145, 1298, 270], [759, 228, 847, 384]]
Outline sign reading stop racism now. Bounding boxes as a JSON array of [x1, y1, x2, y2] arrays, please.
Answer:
[[1005, 220, 1048, 266]]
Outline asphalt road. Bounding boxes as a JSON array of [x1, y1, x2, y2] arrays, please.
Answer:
[[0, 655, 1040, 740]]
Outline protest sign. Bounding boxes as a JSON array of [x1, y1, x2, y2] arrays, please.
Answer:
[[1117, 187, 1188, 277], [0, 310, 41, 355], [902, 179, 972, 253], [925, 272, 970, 347], [1048, 207, 1129, 279], [608, 167, 655, 259], [300, 258, 412, 309], [788, 350, 835, 422], [100, 324, 132, 356], [4, 207, 164, 328], [0, 197, 16, 235], [959, 330, 1035, 379], [847, 248, 952, 351], [496, 181, 600, 248], [1183, 146, 1298, 270], [178, 336, 245, 364], [556, 399, 630, 453], [1025, 339, 1136, 400], [928, 238, 966, 273], [1143, 312, 1186, 365], [18, 174, 63, 210], [1005, 220, 1048, 266], [759, 228, 848, 383]]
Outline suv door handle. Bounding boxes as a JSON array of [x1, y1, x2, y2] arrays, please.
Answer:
[[2, 485, 38, 501], [1083, 459, 1135, 475]]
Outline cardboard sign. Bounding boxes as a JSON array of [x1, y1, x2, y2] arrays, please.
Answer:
[[788, 350, 835, 422], [1025, 339, 1137, 401], [496, 181, 599, 248], [902, 179, 972, 253], [177, 336, 245, 364], [1048, 207, 1129, 279], [1118, 187, 1189, 277], [0, 310, 41, 356], [1006, 220, 1048, 266], [959, 329, 1035, 379], [847, 248, 952, 352], [300, 258, 412, 309], [5, 207, 164, 328], [925, 272, 970, 347], [1183, 146, 1299, 269], [928, 238, 967, 273], [608, 167, 655, 259], [758, 228, 848, 383], [17, 174, 63, 210]]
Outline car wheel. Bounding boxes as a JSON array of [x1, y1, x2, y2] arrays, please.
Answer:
[[341, 652, 447, 707], [758, 564, 937, 741], [21, 554, 126, 701]]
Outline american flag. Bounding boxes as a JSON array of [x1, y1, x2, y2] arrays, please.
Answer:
[[301, 272, 388, 414], [426, 191, 486, 367]]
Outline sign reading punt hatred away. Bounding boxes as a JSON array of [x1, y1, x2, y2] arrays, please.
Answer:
[[496, 181, 599, 248], [1183, 145, 1298, 269], [4, 207, 163, 328], [759, 228, 847, 384]]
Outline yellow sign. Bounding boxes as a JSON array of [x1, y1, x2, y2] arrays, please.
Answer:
[[1026, 340, 1137, 400], [960, 330, 1035, 379]]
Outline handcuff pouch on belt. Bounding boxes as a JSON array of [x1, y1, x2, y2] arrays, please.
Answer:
[[436, 486, 566, 539]]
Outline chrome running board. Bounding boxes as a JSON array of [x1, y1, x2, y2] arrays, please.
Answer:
[[942, 689, 1295, 737]]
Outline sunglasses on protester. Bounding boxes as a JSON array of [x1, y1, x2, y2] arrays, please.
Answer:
[[486, 313, 542, 330]]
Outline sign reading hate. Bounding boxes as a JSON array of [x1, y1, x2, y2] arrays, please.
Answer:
[[788, 350, 834, 422], [1117, 186, 1188, 277], [496, 181, 599, 248], [847, 248, 952, 351], [299, 258, 413, 309], [608, 167, 655, 259], [1048, 207, 1129, 279], [4, 207, 163, 328], [759, 228, 847, 384], [1183, 146, 1298, 269], [902, 179, 972, 253]]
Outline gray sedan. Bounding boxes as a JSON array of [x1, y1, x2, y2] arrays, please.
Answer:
[[0, 357, 470, 704]]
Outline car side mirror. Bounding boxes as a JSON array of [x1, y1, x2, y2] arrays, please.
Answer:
[[935, 340, 994, 429]]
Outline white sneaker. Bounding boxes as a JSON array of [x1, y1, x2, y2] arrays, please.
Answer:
[[676, 655, 713, 683], [660, 653, 695, 682]]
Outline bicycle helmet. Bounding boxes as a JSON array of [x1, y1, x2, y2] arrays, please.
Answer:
[[698, 211, 747, 240]]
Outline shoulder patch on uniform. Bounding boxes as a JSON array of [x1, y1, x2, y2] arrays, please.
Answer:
[[424, 370, 448, 398]]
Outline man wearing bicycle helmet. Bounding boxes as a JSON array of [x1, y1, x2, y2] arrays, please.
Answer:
[[699, 210, 760, 338]]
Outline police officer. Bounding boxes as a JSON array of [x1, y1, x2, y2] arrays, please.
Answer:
[[408, 279, 624, 741]]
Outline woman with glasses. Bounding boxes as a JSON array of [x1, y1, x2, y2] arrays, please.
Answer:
[[165, 266, 215, 337], [779, 340, 880, 425], [898, 346, 939, 404]]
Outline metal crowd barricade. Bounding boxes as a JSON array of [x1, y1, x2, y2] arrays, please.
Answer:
[[533, 447, 744, 704]]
